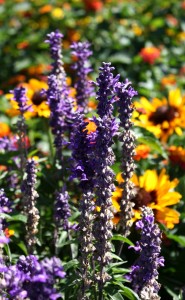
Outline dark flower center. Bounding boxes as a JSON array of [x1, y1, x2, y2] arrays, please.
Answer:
[[132, 187, 157, 209], [32, 91, 47, 106], [149, 105, 178, 124]]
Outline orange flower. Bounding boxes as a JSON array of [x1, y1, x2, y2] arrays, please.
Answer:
[[39, 5, 53, 14], [168, 145, 185, 169], [0, 123, 10, 138], [161, 74, 176, 87], [4, 228, 14, 238], [134, 144, 150, 161], [17, 41, 29, 50], [139, 47, 160, 64]]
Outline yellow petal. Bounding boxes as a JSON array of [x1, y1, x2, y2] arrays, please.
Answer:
[[169, 89, 182, 107], [139, 170, 158, 191]]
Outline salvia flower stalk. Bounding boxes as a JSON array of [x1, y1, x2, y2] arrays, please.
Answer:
[[45, 30, 74, 164], [128, 206, 164, 300], [21, 158, 39, 254], [10, 87, 31, 173], [92, 62, 119, 296], [70, 113, 95, 298], [116, 80, 138, 237], [71, 41, 94, 112]]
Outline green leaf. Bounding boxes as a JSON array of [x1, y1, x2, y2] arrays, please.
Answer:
[[63, 259, 79, 271], [112, 235, 134, 246], [167, 234, 185, 247], [109, 292, 125, 300], [17, 242, 28, 255], [108, 252, 124, 261], [0, 213, 27, 223], [121, 287, 140, 300]]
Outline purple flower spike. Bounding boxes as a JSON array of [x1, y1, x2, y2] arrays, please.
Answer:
[[45, 30, 64, 74], [21, 159, 39, 254], [116, 79, 138, 237], [93, 62, 120, 118], [10, 86, 31, 114], [54, 189, 71, 231], [71, 41, 94, 111], [128, 206, 164, 300]]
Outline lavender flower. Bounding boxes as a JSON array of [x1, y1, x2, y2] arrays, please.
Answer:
[[45, 30, 64, 77], [71, 41, 94, 112], [10, 87, 31, 172], [54, 189, 71, 231], [116, 80, 138, 237], [92, 63, 119, 294], [45, 30, 74, 162], [70, 114, 95, 297], [0, 255, 65, 299], [128, 207, 164, 300], [93, 62, 120, 118], [21, 159, 39, 254]]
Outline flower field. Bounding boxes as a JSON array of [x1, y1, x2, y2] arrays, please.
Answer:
[[0, 0, 185, 299]]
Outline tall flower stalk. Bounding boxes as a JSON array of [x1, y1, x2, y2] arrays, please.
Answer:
[[128, 206, 164, 300], [45, 30, 74, 166], [21, 159, 39, 254], [71, 41, 93, 113], [70, 113, 95, 299], [92, 62, 119, 298], [10, 87, 31, 175], [116, 80, 138, 237]]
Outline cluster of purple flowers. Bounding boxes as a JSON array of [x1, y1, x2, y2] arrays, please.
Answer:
[[0, 255, 66, 299], [128, 207, 164, 299]]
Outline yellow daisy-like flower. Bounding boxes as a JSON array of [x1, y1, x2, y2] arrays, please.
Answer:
[[6, 79, 50, 119], [134, 89, 185, 142], [112, 169, 181, 229]]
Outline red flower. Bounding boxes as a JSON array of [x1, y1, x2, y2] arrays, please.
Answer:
[[83, 0, 103, 11], [140, 47, 161, 64]]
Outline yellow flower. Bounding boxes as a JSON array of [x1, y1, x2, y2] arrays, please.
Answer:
[[134, 89, 185, 142], [51, 8, 64, 19], [112, 169, 181, 229], [6, 79, 50, 119]]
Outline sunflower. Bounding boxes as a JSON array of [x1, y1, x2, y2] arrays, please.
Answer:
[[134, 89, 185, 142], [112, 169, 181, 229], [6, 79, 50, 119]]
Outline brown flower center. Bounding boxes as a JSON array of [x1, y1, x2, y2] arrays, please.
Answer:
[[32, 91, 47, 106], [149, 105, 178, 124], [132, 187, 157, 209]]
